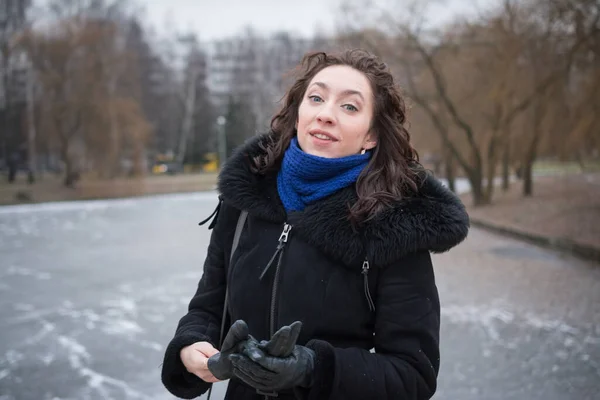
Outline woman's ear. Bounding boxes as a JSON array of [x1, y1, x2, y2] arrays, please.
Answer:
[[363, 132, 377, 150]]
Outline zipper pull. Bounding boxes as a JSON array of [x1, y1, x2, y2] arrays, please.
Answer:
[[362, 259, 376, 313], [260, 223, 292, 280], [362, 260, 370, 275], [279, 223, 292, 242]]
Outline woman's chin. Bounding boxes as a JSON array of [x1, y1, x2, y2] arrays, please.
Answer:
[[298, 140, 335, 158], [305, 147, 337, 159]]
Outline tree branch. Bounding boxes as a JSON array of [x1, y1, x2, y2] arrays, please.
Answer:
[[402, 60, 474, 175], [406, 33, 482, 170]]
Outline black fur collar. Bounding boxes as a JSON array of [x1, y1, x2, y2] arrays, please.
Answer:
[[218, 134, 470, 268]]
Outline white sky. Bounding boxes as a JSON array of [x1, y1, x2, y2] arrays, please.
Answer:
[[140, 0, 500, 42]]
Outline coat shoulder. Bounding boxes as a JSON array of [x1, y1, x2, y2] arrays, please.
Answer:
[[365, 171, 470, 266], [217, 134, 286, 223]]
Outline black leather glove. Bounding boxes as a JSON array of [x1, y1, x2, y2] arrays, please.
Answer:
[[258, 321, 302, 357], [229, 321, 313, 392], [207, 319, 252, 380], [230, 344, 316, 392]]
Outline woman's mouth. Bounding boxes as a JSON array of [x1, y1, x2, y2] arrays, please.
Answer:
[[309, 131, 337, 142]]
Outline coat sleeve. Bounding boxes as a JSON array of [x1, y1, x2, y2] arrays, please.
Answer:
[[160, 200, 241, 399], [304, 250, 440, 400]]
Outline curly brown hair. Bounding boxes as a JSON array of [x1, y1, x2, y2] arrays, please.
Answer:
[[252, 49, 421, 224]]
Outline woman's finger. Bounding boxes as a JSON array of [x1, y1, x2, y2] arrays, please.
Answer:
[[287, 321, 302, 351], [232, 367, 272, 392], [198, 372, 220, 383], [195, 367, 220, 383], [262, 326, 291, 356], [241, 338, 266, 362], [230, 355, 277, 383]]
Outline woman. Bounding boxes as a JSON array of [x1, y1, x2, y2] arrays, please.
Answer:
[[161, 49, 469, 400]]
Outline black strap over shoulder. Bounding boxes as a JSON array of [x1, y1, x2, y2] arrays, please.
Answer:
[[207, 209, 247, 400], [219, 210, 248, 346], [198, 195, 223, 229]]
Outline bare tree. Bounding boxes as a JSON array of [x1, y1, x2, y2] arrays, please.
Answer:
[[336, 0, 599, 205], [175, 34, 205, 166], [514, 0, 599, 195], [19, 20, 89, 186], [17, 0, 151, 185]]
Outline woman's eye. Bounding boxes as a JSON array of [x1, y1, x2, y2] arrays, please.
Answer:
[[308, 95, 323, 103], [343, 104, 358, 112]]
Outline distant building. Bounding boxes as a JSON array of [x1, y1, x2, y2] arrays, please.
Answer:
[[204, 32, 262, 113], [204, 31, 319, 128], [0, 0, 30, 106], [0, 0, 32, 165]]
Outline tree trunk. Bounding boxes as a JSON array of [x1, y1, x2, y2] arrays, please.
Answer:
[[444, 146, 455, 192], [176, 70, 199, 166], [523, 157, 534, 196], [574, 149, 586, 171], [131, 144, 146, 177], [61, 143, 76, 187], [523, 101, 543, 197], [105, 75, 121, 179], [26, 64, 37, 184], [484, 133, 500, 204], [522, 144, 537, 197], [485, 161, 496, 204], [2, 54, 11, 181], [433, 156, 441, 176], [502, 139, 510, 191], [64, 159, 77, 187], [469, 169, 487, 206]]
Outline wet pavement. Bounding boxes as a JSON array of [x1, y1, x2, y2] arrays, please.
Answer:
[[0, 192, 598, 400]]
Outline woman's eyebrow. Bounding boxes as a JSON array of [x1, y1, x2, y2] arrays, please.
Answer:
[[310, 81, 365, 101]]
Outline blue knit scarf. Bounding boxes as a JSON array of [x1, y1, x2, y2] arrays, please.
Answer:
[[277, 137, 371, 212]]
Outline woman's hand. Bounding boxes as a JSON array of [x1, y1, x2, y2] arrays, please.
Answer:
[[207, 320, 251, 380], [231, 344, 316, 392], [180, 342, 221, 383]]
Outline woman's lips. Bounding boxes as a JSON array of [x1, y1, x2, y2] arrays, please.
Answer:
[[309, 130, 338, 142]]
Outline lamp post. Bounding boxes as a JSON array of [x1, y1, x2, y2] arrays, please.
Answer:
[[216, 116, 227, 169]]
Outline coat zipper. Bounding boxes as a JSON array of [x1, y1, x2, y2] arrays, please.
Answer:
[[257, 223, 292, 398], [362, 259, 376, 313], [269, 223, 291, 336]]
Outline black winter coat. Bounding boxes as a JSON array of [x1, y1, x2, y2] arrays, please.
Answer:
[[161, 134, 470, 400]]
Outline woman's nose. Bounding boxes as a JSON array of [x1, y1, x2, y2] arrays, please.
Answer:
[[316, 107, 335, 125]]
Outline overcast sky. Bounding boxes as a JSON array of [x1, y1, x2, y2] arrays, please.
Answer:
[[141, 0, 499, 41]]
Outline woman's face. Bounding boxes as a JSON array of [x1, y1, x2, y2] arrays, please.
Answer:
[[296, 65, 376, 158]]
